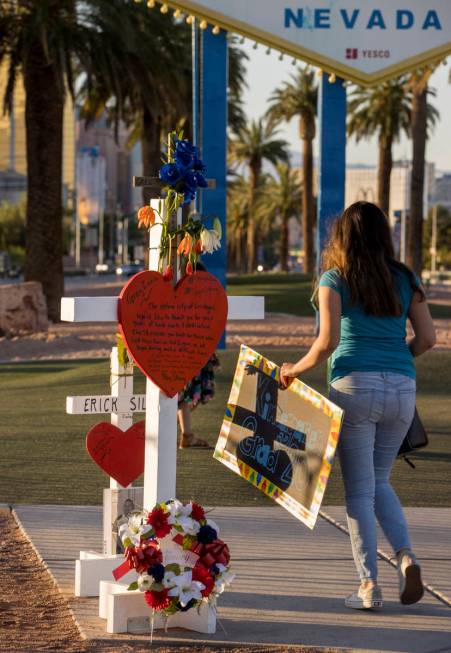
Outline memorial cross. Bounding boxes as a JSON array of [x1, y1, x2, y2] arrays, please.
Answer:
[[61, 177, 264, 513]]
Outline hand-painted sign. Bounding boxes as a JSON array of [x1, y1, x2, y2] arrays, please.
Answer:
[[214, 346, 343, 529], [66, 395, 146, 414], [86, 421, 145, 487], [118, 270, 228, 398], [163, 0, 451, 85]]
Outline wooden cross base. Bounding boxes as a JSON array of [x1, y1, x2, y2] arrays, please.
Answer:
[[99, 581, 216, 634]]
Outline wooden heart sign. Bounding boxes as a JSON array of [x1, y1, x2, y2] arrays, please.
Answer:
[[86, 421, 145, 487], [118, 271, 228, 397]]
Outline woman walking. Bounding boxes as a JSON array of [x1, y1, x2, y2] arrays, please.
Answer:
[[280, 201, 436, 610]]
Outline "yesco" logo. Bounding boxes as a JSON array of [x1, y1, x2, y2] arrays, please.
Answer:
[[285, 8, 442, 31]]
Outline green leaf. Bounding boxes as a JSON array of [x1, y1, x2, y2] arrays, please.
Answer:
[[165, 563, 181, 575], [127, 581, 139, 591], [116, 334, 130, 367]]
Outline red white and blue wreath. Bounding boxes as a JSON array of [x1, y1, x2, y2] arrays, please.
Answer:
[[113, 499, 234, 616]]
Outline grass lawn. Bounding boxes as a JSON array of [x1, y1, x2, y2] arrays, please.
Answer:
[[227, 273, 451, 319], [1, 350, 450, 508]]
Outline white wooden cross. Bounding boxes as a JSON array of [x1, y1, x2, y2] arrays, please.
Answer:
[[61, 200, 264, 513], [61, 187, 264, 629]]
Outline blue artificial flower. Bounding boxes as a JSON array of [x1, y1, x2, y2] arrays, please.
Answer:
[[160, 163, 183, 186], [148, 563, 165, 583], [194, 172, 208, 188], [211, 564, 220, 576], [174, 139, 198, 168], [192, 157, 207, 173], [197, 524, 218, 544]]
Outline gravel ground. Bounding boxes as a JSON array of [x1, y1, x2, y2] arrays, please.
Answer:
[[0, 313, 450, 363]]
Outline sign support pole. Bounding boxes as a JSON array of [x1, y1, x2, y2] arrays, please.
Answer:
[[200, 28, 228, 292], [316, 76, 346, 274]]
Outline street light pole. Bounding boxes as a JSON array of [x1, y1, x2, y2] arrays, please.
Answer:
[[431, 204, 438, 276]]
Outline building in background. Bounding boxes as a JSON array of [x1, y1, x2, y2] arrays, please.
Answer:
[[0, 63, 75, 205], [433, 173, 451, 210], [345, 161, 435, 222]]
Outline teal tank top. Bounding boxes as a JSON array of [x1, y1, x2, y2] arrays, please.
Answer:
[[319, 267, 418, 382]]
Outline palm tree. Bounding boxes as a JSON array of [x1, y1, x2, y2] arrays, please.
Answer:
[[347, 78, 412, 215], [266, 66, 317, 273], [227, 174, 249, 272], [0, 0, 141, 321], [79, 4, 191, 205], [406, 68, 439, 274], [229, 118, 288, 273], [228, 39, 248, 134], [258, 164, 301, 271]]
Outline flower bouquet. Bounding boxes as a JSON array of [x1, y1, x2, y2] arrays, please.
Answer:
[[113, 499, 234, 619], [136, 132, 222, 277]]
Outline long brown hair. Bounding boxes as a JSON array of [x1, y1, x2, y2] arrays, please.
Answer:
[[320, 201, 423, 316]]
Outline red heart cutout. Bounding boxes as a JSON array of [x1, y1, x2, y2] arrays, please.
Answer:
[[118, 271, 228, 397], [86, 421, 145, 487]]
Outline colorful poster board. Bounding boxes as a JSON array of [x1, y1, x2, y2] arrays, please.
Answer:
[[214, 346, 343, 529]]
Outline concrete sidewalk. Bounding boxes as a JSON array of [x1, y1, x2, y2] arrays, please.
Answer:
[[14, 505, 451, 653]]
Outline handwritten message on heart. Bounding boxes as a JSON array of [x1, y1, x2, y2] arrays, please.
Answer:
[[118, 271, 228, 397], [86, 421, 145, 487]]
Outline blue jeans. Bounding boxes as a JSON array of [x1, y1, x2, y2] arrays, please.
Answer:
[[330, 372, 416, 581]]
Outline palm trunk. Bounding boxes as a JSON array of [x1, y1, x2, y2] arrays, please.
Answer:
[[235, 223, 242, 272], [23, 38, 64, 322], [141, 107, 162, 205], [280, 211, 289, 272], [302, 136, 314, 273], [407, 85, 427, 274], [377, 135, 393, 215], [247, 165, 259, 273]]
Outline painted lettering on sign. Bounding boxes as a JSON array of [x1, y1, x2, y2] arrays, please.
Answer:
[[284, 8, 442, 30], [66, 395, 146, 415]]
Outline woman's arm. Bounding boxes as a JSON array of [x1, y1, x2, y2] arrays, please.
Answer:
[[280, 286, 341, 387], [407, 290, 436, 357]]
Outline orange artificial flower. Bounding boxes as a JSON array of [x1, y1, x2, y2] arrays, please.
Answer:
[[194, 239, 202, 254], [137, 206, 156, 229], [177, 233, 193, 256]]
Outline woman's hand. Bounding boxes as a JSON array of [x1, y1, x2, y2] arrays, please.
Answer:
[[280, 362, 297, 389]]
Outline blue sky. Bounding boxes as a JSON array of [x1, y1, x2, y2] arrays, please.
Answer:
[[240, 40, 451, 173]]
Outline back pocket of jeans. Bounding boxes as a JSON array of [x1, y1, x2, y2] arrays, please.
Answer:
[[330, 388, 375, 425]]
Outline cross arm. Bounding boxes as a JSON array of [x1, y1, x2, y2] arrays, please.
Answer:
[[60, 295, 264, 322]]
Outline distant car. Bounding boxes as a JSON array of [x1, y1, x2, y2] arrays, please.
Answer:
[[95, 261, 115, 275], [115, 263, 145, 277]]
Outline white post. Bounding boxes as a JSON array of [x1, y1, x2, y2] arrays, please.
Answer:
[[109, 346, 134, 490], [143, 201, 180, 508]]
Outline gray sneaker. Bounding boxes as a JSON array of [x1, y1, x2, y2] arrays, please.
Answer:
[[345, 585, 383, 610], [397, 549, 424, 605]]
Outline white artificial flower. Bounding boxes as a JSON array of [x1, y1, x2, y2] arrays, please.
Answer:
[[200, 227, 221, 254], [214, 569, 235, 595], [167, 571, 205, 607], [167, 500, 200, 535], [162, 570, 178, 589], [137, 574, 153, 592], [213, 217, 222, 240]]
